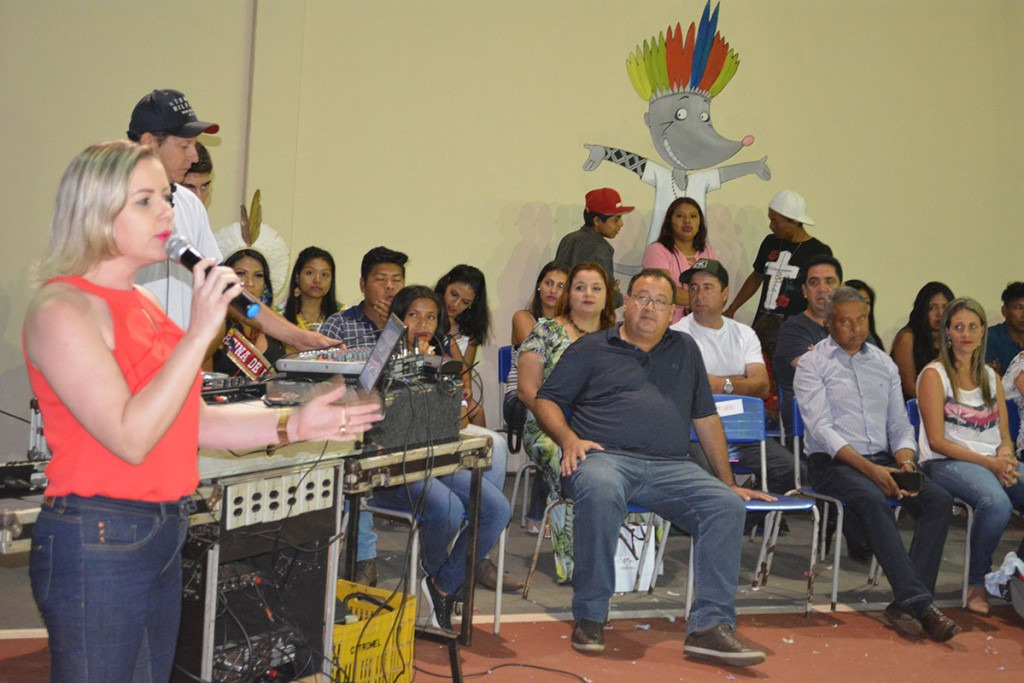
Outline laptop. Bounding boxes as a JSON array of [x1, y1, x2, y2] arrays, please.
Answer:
[[357, 313, 406, 393]]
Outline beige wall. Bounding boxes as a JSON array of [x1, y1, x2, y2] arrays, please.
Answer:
[[1, 0, 1021, 459]]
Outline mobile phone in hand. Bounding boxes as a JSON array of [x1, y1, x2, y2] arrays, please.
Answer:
[[891, 470, 922, 493]]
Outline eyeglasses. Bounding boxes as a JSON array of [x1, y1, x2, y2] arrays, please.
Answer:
[[630, 295, 672, 311]]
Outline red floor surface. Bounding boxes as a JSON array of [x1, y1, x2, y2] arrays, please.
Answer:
[[3, 607, 1022, 682], [417, 608, 1024, 683]]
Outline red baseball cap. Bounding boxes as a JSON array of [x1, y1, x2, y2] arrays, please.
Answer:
[[585, 188, 635, 216]]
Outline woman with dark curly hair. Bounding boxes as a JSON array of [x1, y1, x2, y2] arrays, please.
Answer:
[[435, 264, 491, 366], [435, 264, 491, 426], [642, 196, 718, 322], [282, 246, 340, 333], [891, 281, 954, 399]]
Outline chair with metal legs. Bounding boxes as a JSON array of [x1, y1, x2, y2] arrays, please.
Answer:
[[509, 461, 537, 528], [522, 497, 664, 598], [364, 502, 509, 634], [683, 395, 819, 618], [497, 345, 523, 454]]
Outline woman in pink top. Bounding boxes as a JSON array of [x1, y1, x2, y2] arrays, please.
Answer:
[[23, 141, 382, 682], [642, 196, 717, 323]]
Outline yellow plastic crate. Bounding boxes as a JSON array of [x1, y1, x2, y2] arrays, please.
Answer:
[[332, 579, 416, 683]]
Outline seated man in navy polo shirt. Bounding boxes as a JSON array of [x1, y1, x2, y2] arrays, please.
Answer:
[[321, 246, 408, 347], [533, 268, 773, 667]]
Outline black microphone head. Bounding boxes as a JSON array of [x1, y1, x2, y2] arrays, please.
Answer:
[[165, 234, 191, 263]]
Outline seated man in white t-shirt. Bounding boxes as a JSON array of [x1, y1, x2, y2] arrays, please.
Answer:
[[671, 259, 795, 494]]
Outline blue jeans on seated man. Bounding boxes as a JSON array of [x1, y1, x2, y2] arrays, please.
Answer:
[[30, 494, 190, 683], [922, 458, 1024, 586], [808, 452, 953, 617], [564, 451, 746, 635], [373, 468, 511, 595]]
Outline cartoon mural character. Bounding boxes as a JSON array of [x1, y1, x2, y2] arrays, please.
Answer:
[[583, 2, 770, 247]]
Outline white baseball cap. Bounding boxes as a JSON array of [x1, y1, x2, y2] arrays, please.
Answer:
[[769, 190, 815, 226]]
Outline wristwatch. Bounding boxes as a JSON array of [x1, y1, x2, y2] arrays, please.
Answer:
[[723, 377, 734, 394]]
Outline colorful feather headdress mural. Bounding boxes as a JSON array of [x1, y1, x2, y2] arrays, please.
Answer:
[[627, 2, 740, 101]]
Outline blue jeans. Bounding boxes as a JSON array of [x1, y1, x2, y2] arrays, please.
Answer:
[[350, 426, 504, 566], [808, 452, 953, 617], [923, 458, 1024, 586], [30, 494, 190, 683], [373, 469, 511, 595], [462, 424, 508, 490], [342, 500, 378, 561], [564, 452, 746, 635]]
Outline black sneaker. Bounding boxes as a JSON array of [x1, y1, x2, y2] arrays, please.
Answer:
[[920, 604, 961, 642], [421, 576, 456, 632], [571, 619, 605, 653], [882, 601, 923, 637], [684, 624, 765, 667]]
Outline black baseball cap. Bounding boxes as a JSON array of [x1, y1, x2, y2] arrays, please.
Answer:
[[680, 258, 729, 287], [127, 89, 219, 139]]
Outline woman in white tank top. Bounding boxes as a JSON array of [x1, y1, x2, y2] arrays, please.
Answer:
[[917, 297, 1024, 615]]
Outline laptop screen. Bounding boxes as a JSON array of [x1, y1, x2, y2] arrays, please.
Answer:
[[358, 314, 406, 393]]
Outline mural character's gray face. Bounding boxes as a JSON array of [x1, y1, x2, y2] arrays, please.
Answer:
[[644, 92, 744, 171]]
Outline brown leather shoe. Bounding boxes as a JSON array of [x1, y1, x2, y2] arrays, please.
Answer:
[[920, 604, 961, 642], [476, 558, 524, 592], [966, 585, 991, 616], [882, 602, 922, 637]]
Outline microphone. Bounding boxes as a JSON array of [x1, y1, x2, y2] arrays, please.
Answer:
[[165, 235, 261, 318]]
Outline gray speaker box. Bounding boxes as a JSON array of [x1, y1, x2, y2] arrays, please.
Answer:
[[361, 379, 462, 455]]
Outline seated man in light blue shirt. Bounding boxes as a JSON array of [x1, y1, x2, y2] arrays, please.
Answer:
[[794, 287, 960, 642]]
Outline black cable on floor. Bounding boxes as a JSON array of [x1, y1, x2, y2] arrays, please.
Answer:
[[414, 661, 591, 681]]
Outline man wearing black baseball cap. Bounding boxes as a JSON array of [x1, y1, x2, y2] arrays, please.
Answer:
[[129, 89, 224, 329], [129, 90, 332, 350]]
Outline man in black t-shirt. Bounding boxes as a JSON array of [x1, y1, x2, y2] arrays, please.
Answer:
[[725, 190, 831, 325]]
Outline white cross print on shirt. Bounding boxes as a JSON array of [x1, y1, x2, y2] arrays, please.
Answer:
[[763, 250, 799, 310]]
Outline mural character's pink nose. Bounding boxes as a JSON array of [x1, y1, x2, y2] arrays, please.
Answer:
[[742, 135, 754, 147]]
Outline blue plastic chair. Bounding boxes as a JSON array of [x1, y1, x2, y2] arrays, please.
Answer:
[[684, 395, 820, 617], [497, 345, 522, 454], [499, 344, 538, 527]]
